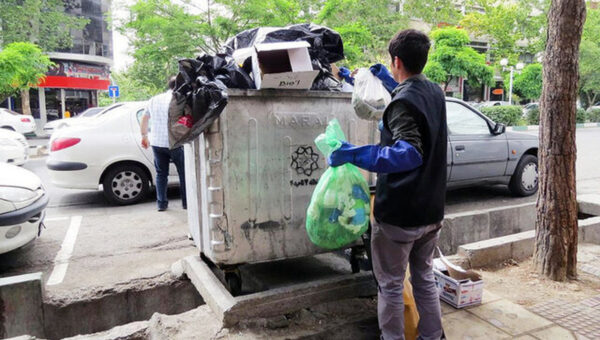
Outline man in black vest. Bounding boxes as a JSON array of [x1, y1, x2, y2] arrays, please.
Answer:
[[329, 29, 447, 340]]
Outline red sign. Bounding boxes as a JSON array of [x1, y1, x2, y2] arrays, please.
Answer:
[[38, 76, 110, 90], [492, 88, 504, 95]]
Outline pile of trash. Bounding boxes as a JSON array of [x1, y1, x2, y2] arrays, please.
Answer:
[[168, 23, 346, 148]]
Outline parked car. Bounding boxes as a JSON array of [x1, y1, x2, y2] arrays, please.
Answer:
[[43, 107, 106, 134], [46, 102, 179, 205], [522, 102, 539, 117], [0, 163, 48, 254], [447, 98, 539, 196], [587, 102, 600, 112], [0, 128, 29, 166], [479, 101, 512, 108], [0, 108, 36, 136]]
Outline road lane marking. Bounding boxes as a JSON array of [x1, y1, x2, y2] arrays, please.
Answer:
[[45, 216, 70, 222], [46, 215, 82, 286]]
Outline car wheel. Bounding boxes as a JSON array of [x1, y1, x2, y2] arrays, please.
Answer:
[[1, 126, 15, 131], [509, 154, 538, 196], [102, 164, 150, 205]]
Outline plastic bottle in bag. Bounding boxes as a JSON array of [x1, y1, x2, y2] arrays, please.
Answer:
[[306, 119, 370, 249]]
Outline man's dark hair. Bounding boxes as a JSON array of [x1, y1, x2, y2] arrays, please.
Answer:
[[388, 29, 431, 74], [167, 76, 177, 90]]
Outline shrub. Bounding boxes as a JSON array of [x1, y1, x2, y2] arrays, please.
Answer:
[[526, 107, 590, 125], [577, 108, 587, 123], [588, 108, 600, 122], [527, 107, 540, 125], [480, 105, 523, 126]]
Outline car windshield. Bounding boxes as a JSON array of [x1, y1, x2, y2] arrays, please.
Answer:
[[92, 103, 142, 124], [79, 107, 104, 117]]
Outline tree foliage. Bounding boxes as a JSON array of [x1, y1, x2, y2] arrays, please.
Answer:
[[423, 27, 494, 92], [512, 63, 543, 101], [579, 7, 600, 108], [0, 0, 88, 51], [117, 0, 464, 95], [459, 0, 549, 62], [0, 42, 54, 103]]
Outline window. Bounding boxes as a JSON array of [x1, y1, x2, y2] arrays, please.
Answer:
[[136, 109, 150, 132], [446, 102, 491, 135]]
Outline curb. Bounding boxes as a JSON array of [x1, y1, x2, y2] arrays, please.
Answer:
[[456, 195, 600, 268], [509, 123, 600, 131]]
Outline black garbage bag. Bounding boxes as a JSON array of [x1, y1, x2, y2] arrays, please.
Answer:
[[223, 23, 345, 65], [168, 71, 228, 149], [310, 59, 343, 91], [177, 54, 254, 90]]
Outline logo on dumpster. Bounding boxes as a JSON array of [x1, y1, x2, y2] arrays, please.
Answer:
[[291, 145, 319, 177]]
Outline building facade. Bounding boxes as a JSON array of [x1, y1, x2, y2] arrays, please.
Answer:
[[4, 0, 112, 130]]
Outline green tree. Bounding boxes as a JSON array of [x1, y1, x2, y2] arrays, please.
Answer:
[[579, 40, 600, 107], [423, 27, 494, 92], [460, 0, 549, 62], [512, 63, 543, 101], [118, 0, 414, 93], [0, 0, 88, 115], [579, 7, 600, 108], [98, 70, 163, 106], [401, 0, 464, 26], [0, 43, 54, 114], [0, 0, 88, 51]]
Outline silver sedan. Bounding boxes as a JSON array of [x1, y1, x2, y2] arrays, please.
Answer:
[[446, 98, 539, 196]]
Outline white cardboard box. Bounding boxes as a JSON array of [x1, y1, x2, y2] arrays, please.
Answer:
[[252, 41, 319, 90], [434, 268, 484, 308]]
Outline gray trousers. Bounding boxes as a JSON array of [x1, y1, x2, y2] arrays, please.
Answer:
[[371, 219, 443, 340]]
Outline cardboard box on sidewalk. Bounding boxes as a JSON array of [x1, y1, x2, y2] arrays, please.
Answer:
[[433, 268, 484, 308], [252, 41, 319, 90]]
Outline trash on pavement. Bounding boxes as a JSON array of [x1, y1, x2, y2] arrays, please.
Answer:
[[433, 248, 483, 308], [352, 68, 391, 121], [252, 41, 320, 90], [306, 119, 370, 250]]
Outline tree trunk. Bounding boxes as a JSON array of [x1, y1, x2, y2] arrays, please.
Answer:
[[534, 0, 586, 281], [21, 89, 32, 115], [444, 77, 452, 93]]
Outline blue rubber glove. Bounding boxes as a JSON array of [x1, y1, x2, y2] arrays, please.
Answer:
[[328, 141, 423, 173], [338, 67, 355, 85], [369, 64, 399, 93]]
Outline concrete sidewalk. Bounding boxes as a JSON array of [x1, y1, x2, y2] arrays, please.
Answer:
[[442, 290, 597, 339]]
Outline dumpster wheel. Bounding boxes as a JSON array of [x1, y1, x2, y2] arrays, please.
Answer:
[[225, 269, 242, 296]]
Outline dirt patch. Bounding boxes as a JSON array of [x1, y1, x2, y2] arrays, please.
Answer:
[[479, 243, 600, 307]]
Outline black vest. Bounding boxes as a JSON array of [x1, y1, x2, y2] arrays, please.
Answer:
[[374, 77, 447, 228]]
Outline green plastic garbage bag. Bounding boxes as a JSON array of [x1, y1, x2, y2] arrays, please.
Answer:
[[306, 119, 370, 249]]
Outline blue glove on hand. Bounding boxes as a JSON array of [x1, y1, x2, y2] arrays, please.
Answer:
[[369, 64, 399, 93], [328, 141, 423, 173], [338, 67, 355, 85]]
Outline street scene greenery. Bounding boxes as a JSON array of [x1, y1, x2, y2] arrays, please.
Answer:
[[480, 105, 523, 126], [0, 0, 88, 114], [0, 42, 54, 115]]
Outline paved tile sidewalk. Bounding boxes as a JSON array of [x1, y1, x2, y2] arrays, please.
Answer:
[[442, 290, 596, 339]]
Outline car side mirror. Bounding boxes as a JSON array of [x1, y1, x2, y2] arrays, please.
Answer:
[[493, 123, 506, 135]]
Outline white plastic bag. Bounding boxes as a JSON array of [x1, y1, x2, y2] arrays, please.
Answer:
[[351, 68, 391, 121]]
